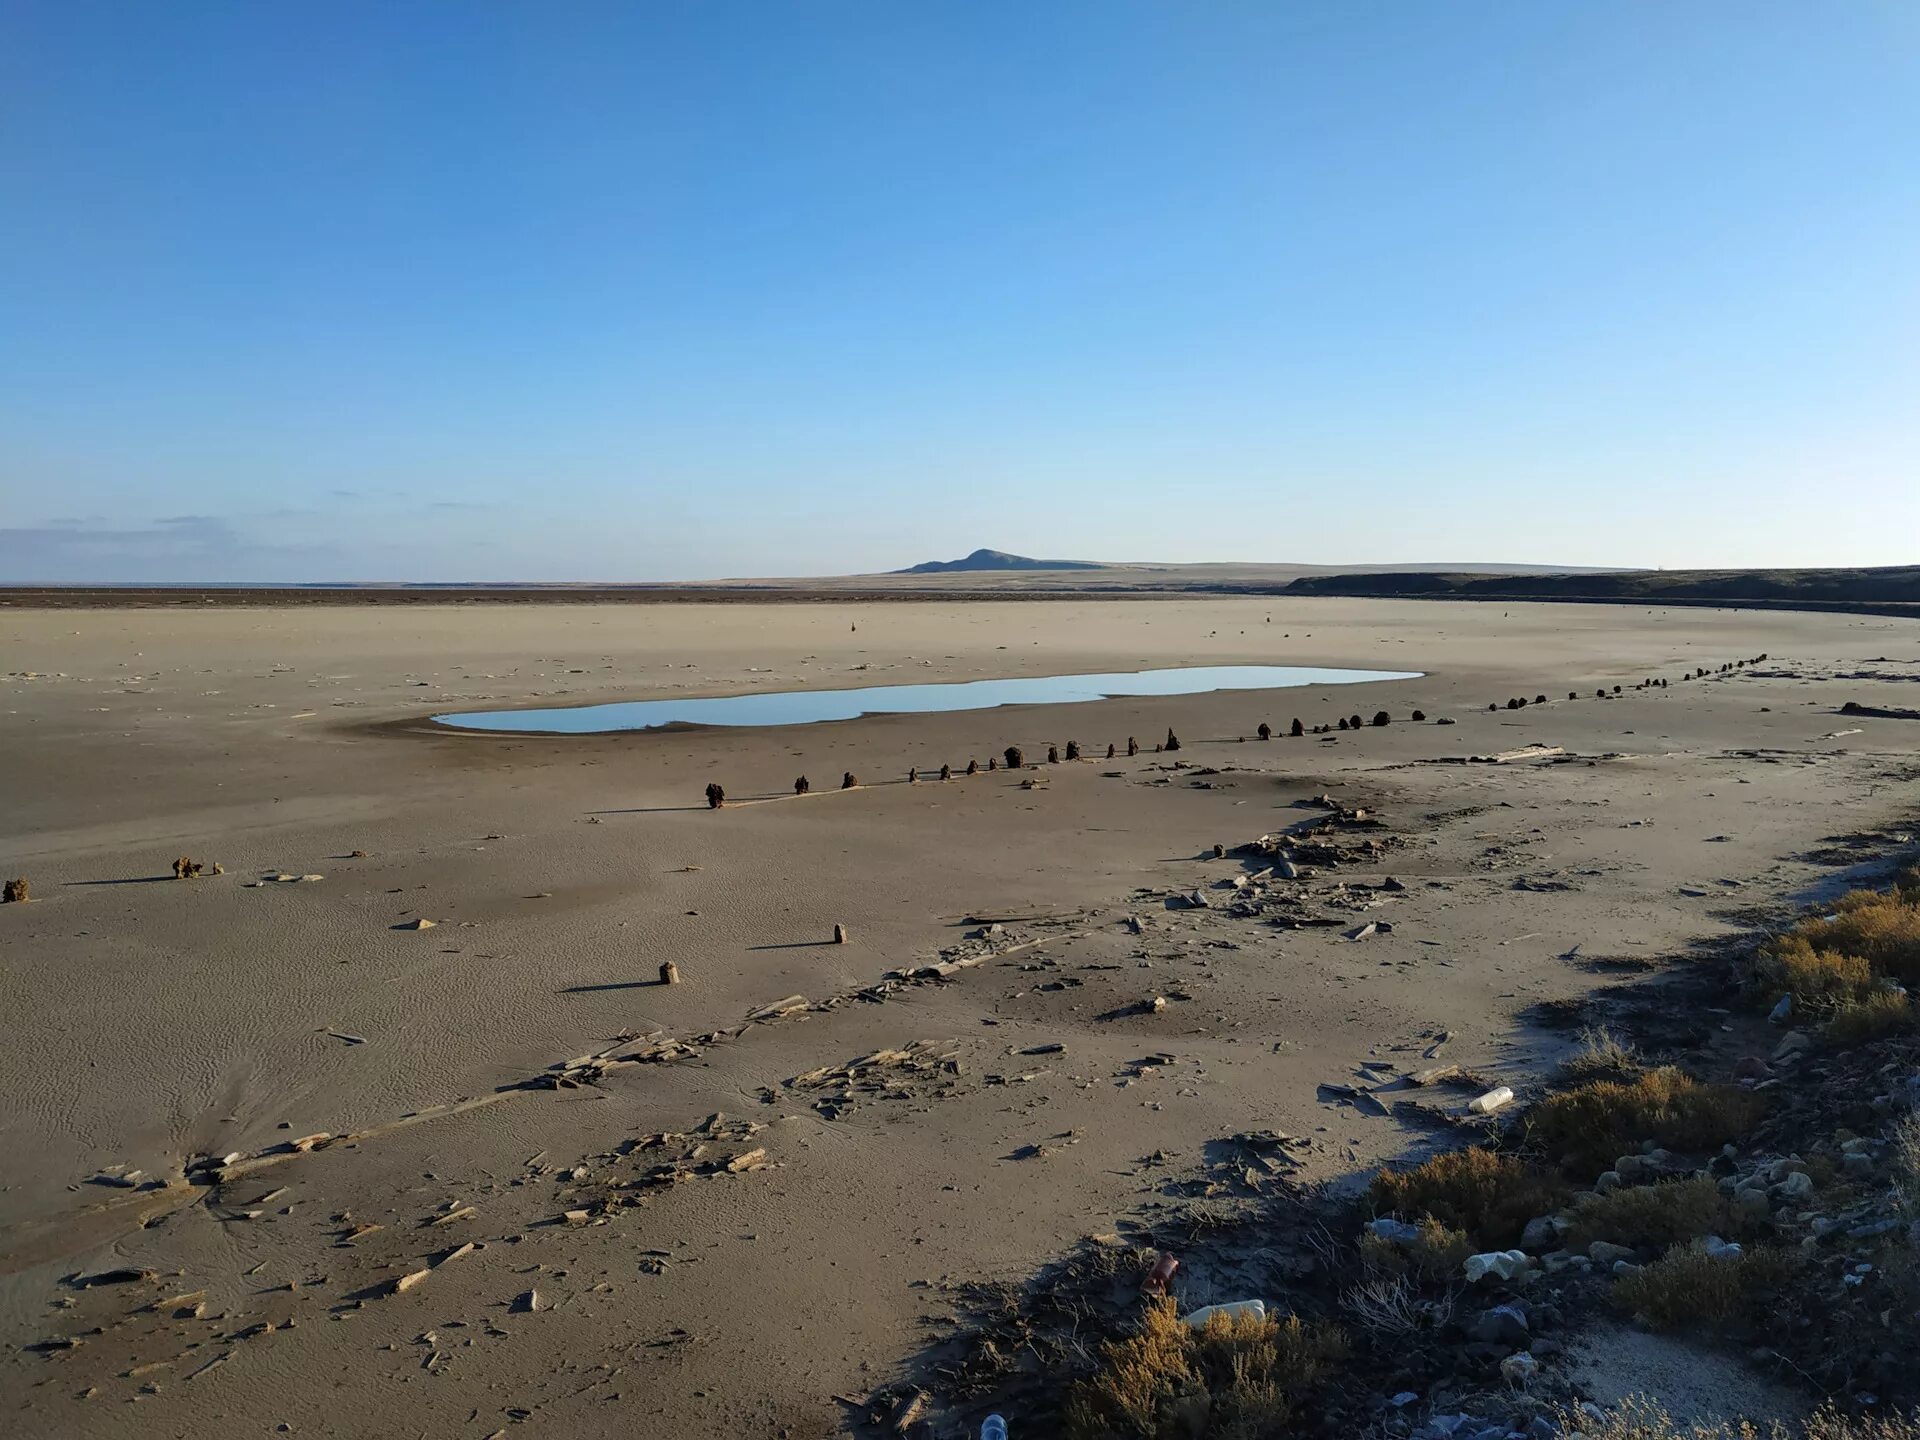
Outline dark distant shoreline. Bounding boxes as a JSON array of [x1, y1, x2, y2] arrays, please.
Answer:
[[6, 565, 1919, 621]]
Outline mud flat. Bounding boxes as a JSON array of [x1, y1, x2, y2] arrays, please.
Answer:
[[3, 597, 1918, 1437]]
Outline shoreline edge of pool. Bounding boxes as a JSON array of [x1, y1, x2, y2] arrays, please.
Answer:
[[430, 663, 1426, 736]]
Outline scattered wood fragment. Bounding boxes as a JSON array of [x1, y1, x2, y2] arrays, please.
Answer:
[[185, 1350, 232, 1381], [746, 995, 807, 1023]]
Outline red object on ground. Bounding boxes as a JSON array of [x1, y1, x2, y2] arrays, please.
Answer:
[[1143, 1252, 1179, 1294]]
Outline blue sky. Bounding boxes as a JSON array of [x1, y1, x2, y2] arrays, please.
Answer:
[[3, 2, 1916, 581]]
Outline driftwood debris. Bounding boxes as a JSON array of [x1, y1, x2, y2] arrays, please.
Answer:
[[747, 995, 808, 1023]]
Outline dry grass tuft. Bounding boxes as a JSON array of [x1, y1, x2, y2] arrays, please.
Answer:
[[1610, 1241, 1799, 1331], [1891, 1112, 1920, 1217], [1061, 1297, 1346, 1440], [1560, 1024, 1643, 1085], [1566, 1176, 1736, 1250], [1823, 991, 1913, 1046], [1527, 1067, 1763, 1175], [1369, 1148, 1567, 1249]]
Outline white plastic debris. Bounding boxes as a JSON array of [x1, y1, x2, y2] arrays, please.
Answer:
[[1467, 1086, 1514, 1115], [1181, 1299, 1266, 1329]]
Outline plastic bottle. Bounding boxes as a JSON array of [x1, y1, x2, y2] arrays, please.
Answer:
[[1467, 1086, 1514, 1115], [1181, 1299, 1265, 1330], [981, 1416, 1009, 1440]]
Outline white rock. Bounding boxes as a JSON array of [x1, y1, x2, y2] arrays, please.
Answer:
[[1464, 1250, 1530, 1283]]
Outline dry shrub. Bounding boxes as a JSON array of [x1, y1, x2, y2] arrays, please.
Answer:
[[1757, 936, 1877, 1008], [1791, 885, 1920, 987], [1557, 1396, 1920, 1440], [1341, 1273, 1453, 1338], [1061, 1297, 1345, 1440], [1823, 990, 1913, 1046], [1357, 1218, 1473, 1283], [1610, 1241, 1799, 1331], [1890, 1112, 1920, 1216], [1559, 1024, 1643, 1085], [1527, 1067, 1763, 1175], [1566, 1176, 1735, 1250], [1369, 1148, 1567, 1249], [1802, 1411, 1920, 1440]]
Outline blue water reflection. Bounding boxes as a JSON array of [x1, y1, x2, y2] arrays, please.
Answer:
[[434, 664, 1420, 734]]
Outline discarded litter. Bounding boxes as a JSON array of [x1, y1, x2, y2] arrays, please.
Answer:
[[1142, 1251, 1179, 1294], [1467, 1086, 1514, 1115], [1182, 1299, 1265, 1329]]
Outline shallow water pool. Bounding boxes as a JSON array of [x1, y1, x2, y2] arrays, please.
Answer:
[[433, 664, 1421, 734]]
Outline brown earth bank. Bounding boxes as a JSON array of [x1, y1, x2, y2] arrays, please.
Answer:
[[2, 597, 1918, 1438]]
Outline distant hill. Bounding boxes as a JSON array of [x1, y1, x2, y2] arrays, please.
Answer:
[[895, 548, 1105, 574]]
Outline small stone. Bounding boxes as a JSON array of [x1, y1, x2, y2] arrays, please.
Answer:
[[1587, 1241, 1636, 1265], [1471, 1304, 1530, 1345], [1773, 1171, 1815, 1201], [1368, 1217, 1421, 1245], [1500, 1351, 1539, 1386]]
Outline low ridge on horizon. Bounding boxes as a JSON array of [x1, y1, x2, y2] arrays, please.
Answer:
[[893, 548, 1107, 574]]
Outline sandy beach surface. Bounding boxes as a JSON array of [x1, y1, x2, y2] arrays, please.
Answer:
[[4, 597, 1919, 1438]]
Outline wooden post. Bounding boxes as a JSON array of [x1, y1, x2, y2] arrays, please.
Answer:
[[659, 961, 680, 986], [833, 923, 849, 945]]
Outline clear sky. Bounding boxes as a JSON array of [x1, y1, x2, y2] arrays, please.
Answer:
[[3, 3, 1916, 582]]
